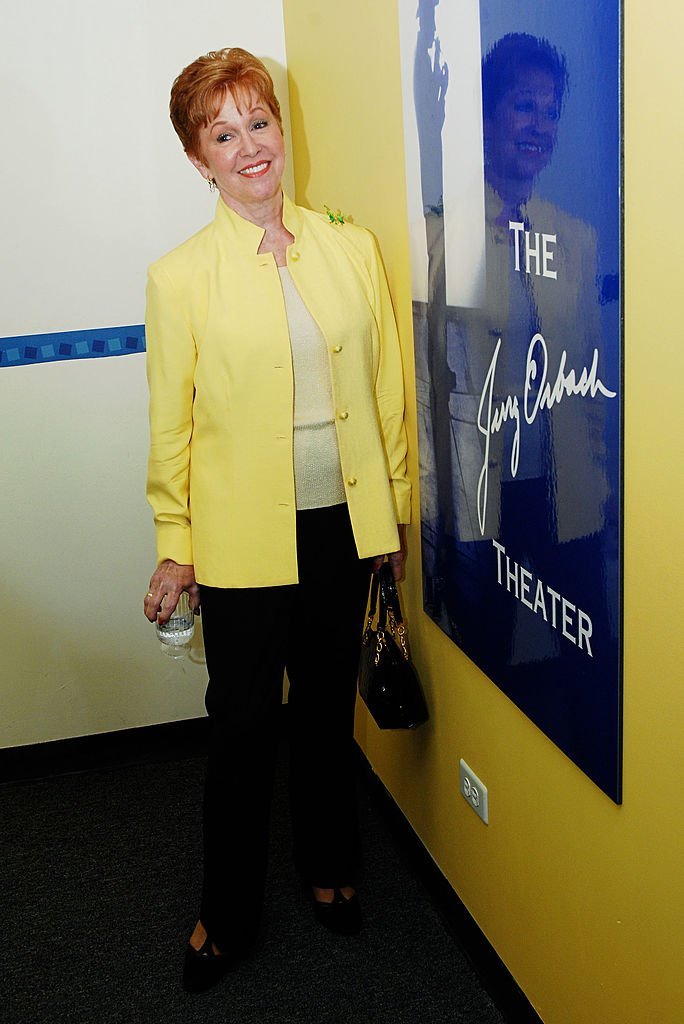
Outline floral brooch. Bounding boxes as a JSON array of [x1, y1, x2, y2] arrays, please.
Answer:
[[324, 205, 349, 225]]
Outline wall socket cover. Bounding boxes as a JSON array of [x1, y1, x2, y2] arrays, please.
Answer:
[[459, 758, 489, 824]]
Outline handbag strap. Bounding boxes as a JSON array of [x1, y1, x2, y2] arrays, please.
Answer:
[[368, 564, 391, 631], [379, 563, 411, 662], [378, 563, 404, 627], [368, 568, 381, 624], [368, 562, 406, 632]]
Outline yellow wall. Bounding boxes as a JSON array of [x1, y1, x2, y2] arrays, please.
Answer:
[[283, 2, 684, 1021]]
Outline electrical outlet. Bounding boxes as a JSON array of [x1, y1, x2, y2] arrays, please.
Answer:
[[459, 759, 489, 824]]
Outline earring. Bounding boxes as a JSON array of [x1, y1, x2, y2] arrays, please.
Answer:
[[208, 177, 217, 193]]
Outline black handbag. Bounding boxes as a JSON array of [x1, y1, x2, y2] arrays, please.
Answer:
[[358, 563, 429, 729]]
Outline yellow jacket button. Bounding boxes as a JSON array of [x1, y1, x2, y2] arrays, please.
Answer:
[[339, 411, 349, 420], [332, 345, 342, 353], [347, 476, 357, 486]]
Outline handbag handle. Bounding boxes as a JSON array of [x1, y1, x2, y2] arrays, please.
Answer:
[[378, 563, 404, 626], [368, 562, 405, 631], [368, 568, 382, 626]]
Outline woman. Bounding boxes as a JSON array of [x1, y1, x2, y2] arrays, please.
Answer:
[[143, 47, 410, 993]]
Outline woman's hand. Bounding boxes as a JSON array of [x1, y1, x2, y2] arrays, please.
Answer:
[[143, 559, 200, 624], [371, 525, 407, 581]]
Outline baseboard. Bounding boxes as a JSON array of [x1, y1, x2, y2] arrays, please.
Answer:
[[0, 717, 210, 784], [1, 717, 541, 1022], [356, 750, 543, 1024]]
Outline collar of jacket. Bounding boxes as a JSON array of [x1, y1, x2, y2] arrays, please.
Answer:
[[212, 192, 306, 256]]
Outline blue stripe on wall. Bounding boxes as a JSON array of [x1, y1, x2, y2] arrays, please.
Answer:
[[0, 325, 146, 368]]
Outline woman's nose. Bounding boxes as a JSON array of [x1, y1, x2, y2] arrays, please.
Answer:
[[239, 131, 259, 156], [530, 104, 547, 133]]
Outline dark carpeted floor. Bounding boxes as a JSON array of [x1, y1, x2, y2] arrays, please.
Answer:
[[1, 740, 504, 1024]]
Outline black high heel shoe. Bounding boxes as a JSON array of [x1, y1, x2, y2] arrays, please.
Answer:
[[182, 931, 232, 993], [313, 888, 363, 936]]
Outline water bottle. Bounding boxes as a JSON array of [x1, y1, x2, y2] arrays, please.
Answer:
[[155, 591, 195, 658]]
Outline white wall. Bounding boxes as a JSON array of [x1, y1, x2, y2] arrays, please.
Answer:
[[0, 1, 293, 747]]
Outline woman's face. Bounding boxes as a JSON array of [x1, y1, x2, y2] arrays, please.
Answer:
[[189, 89, 285, 214], [485, 68, 560, 187]]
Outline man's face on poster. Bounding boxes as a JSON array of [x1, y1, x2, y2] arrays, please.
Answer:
[[485, 67, 560, 187]]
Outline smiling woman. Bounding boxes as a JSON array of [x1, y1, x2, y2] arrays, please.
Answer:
[[170, 49, 287, 224], [482, 33, 567, 199], [188, 93, 287, 224], [142, 46, 411, 994]]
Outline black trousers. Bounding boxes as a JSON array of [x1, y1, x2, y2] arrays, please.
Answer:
[[198, 503, 373, 949]]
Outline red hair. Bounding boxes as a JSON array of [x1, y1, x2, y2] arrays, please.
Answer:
[[169, 48, 283, 157]]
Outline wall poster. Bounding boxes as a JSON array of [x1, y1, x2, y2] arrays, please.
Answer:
[[399, 0, 623, 801]]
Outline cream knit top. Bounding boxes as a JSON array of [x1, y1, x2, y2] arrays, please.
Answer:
[[278, 266, 347, 510]]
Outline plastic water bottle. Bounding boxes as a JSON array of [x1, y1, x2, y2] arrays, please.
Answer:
[[155, 591, 195, 659]]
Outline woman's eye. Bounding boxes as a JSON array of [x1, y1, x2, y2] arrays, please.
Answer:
[[252, 120, 268, 130], [216, 133, 233, 143]]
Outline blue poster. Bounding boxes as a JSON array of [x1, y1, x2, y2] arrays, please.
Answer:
[[399, 1, 622, 801]]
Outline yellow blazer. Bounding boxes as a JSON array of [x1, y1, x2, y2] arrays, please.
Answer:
[[146, 195, 411, 588]]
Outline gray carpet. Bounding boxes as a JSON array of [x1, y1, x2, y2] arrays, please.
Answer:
[[1, 746, 504, 1024]]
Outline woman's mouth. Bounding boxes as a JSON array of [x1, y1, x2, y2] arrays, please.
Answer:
[[239, 162, 270, 177]]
